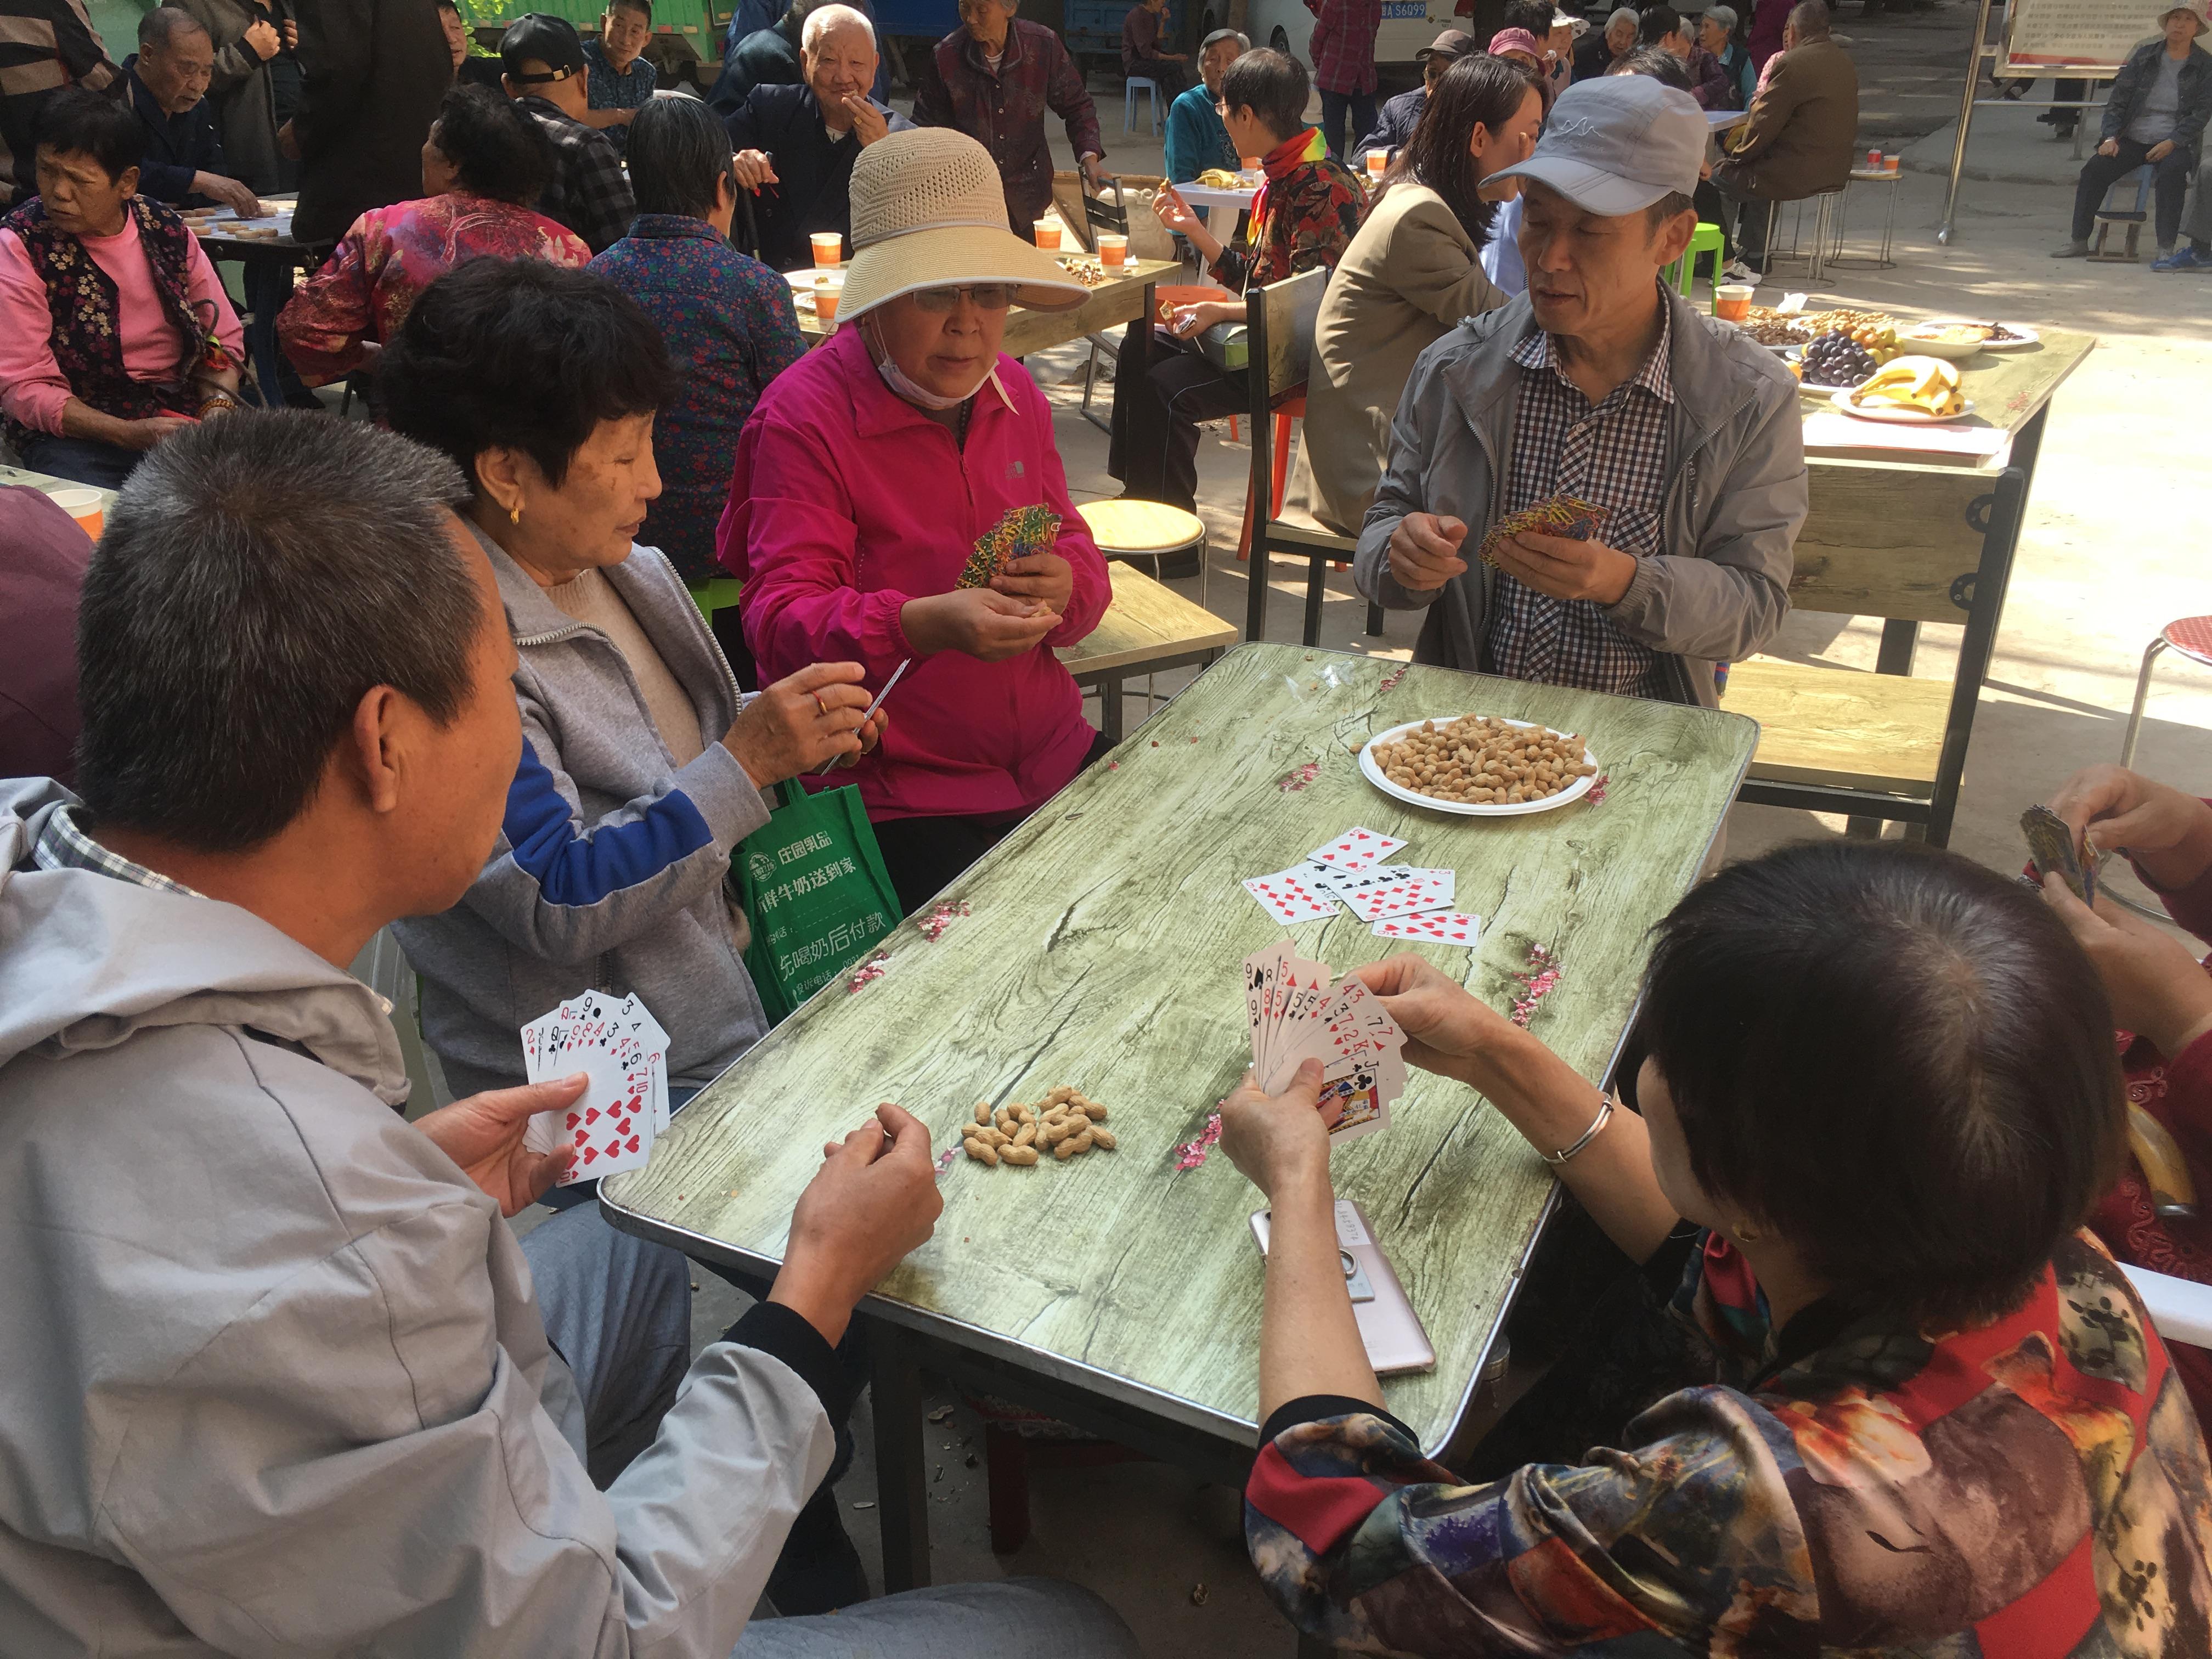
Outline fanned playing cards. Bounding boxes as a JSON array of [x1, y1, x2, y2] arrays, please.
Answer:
[[1243, 941, 1407, 1145], [955, 503, 1062, 590], [520, 991, 671, 1186], [2021, 804, 2097, 905], [1479, 494, 1609, 568]]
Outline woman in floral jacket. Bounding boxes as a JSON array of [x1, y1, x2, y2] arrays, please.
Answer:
[[1222, 839, 2212, 1655], [278, 83, 589, 385]]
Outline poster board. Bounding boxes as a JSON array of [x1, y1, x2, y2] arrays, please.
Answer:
[[1998, 0, 2154, 74]]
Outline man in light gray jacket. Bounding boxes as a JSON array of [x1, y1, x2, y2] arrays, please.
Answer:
[[1357, 75, 1804, 708], [0, 412, 1139, 1658]]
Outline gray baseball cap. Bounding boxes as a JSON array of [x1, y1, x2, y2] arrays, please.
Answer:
[[1486, 75, 1706, 216]]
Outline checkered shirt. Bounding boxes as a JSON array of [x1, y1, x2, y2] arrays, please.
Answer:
[[519, 95, 637, 255], [1305, 0, 1381, 94], [1482, 307, 1674, 697], [31, 803, 204, 898]]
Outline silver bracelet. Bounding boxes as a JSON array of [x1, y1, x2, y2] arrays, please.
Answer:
[[1542, 1095, 1614, 1166]]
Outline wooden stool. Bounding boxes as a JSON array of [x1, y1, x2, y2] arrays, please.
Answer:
[[1055, 561, 1237, 741], [1076, 498, 1206, 589]]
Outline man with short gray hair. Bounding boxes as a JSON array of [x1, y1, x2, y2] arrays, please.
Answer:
[[1164, 23, 1245, 180], [1358, 75, 1803, 709], [726, 0, 912, 267], [0, 410, 1141, 1659], [123, 5, 258, 215]]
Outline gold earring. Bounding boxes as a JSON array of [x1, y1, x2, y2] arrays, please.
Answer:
[[1736, 1220, 1762, 1243], [509, 501, 522, 525]]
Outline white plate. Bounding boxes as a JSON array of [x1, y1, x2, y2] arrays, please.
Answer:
[[1829, 389, 1976, 424], [1974, 323, 2039, 351], [783, 266, 845, 287], [1359, 716, 1600, 817]]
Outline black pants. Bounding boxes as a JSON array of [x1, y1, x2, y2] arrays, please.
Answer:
[[1130, 56, 1189, 97], [871, 730, 1115, 915], [2072, 138, 2194, 249], [1107, 329, 1247, 514], [1318, 89, 1377, 160]]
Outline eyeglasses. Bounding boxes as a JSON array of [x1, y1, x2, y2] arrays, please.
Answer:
[[911, 284, 1014, 312]]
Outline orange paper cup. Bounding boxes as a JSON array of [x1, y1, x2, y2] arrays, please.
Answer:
[[809, 231, 843, 267], [813, 278, 840, 321], [1096, 232, 1128, 267], [1033, 219, 1062, 250], [48, 486, 103, 539]]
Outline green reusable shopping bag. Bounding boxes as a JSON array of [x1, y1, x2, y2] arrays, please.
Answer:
[[736, 780, 901, 1023]]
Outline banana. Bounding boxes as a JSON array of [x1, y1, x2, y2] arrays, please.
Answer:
[[1851, 356, 1960, 415]]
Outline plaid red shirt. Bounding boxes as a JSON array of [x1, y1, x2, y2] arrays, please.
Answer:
[[916, 19, 1104, 232], [1304, 0, 1380, 94], [1206, 126, 1363, 293], [1483, 306, 1673, 696]]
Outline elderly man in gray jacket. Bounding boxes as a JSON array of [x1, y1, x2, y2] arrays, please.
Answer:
[[1357, 75, 1804, 709], [0, 413, 1139, 1658]]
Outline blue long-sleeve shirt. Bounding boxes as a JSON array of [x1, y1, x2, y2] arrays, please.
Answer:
[[1163, 81, 1234, 182]]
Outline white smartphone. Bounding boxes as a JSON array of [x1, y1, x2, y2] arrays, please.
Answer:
[[1250, 1198, 1436, 1375]]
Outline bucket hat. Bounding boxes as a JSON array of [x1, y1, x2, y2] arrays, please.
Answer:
[[838, 128, 1090, 320]]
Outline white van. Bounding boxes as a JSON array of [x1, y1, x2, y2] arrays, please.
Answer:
[[1215, 1, 1470, 71]]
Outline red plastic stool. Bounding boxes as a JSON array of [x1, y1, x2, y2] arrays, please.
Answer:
[[2121, 616, 2212, 768]]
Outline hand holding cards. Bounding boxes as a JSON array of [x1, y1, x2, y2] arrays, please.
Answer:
[[1244, 941, 1407, 1144], [520, 993, 671, 1186], [2022, 804, 2098, 904]]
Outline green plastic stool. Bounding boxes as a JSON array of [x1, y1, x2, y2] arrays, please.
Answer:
[[1662, 221, 1726, 297], [688, 577, 742, 622]]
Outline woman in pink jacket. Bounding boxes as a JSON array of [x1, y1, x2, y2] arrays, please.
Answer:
[[721, 127, 1110, 913]]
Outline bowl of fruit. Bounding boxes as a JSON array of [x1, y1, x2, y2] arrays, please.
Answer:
[[1791, 331, 1883, 391]]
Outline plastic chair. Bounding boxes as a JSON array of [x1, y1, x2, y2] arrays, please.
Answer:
[[1662, 220, 1726, 296], [2120, 615, 2212, 767], [2091, 164, 2155, 263], [1124, 76, 1160, 136]]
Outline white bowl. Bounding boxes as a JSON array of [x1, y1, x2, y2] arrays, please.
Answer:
[[1895, 321, 1990, 362], [1358, 716, 1601, 817]]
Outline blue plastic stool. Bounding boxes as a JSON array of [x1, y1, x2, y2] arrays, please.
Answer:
[[1124, 76, 1160, 135]]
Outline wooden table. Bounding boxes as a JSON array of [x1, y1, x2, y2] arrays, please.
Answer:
[[1054, 560, 1238, 741], [601, 642, 1758, 1596], [794, 257, 1180, 363], [0, 462, 117, 515]]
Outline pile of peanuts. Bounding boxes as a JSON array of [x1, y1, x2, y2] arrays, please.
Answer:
[[962, 1086, 1115, 1167], [1373, 716, 1596, 807]]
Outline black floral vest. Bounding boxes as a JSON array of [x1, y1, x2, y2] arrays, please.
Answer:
[[1, 194, 211, 453]]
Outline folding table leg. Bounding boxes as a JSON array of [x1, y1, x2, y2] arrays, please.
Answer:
[[866, 1317, 932, 1592]]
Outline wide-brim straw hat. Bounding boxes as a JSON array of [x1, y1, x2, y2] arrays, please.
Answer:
[[838, 128, 1090, 321]]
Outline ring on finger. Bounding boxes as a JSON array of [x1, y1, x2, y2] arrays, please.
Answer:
[[812, 693, 828, 716]]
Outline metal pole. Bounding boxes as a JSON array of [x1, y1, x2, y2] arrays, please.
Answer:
[[1938, 0, 1999, 246]]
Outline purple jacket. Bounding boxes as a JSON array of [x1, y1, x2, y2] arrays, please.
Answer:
[[915, 18, 1104, 230], [0, 486, 89, 783]]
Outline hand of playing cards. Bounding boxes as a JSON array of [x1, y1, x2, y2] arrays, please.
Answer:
[[2022, 804, 2098, 905], [956, 504, 1062, 590], [1479, 495, 1609, 568], [1244, 942, 1408, 1145], [1242, 826, 1483, 945], [520, 992, 671, 1187]]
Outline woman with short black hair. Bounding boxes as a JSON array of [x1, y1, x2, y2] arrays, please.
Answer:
[[1223, 838, 2212, 1653], [276, 82, 591, 384], [1286, 53, 1541, 534], [0, 87, 246, 487], [590, 91, 804, 599]]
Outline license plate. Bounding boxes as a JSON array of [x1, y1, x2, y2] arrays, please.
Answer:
[[1381, 2, 1425, 15]]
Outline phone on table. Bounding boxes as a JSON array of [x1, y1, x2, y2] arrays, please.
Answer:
[[1250, 1198, 1436, 1375]]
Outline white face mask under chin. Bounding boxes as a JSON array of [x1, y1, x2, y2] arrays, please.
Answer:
[[863, 314, 994, 411]]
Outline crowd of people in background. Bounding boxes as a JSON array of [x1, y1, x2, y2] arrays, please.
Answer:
[[8, 0, 2212, 1651]]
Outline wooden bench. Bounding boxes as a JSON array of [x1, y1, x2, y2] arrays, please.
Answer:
[[1726, 459, 2028, 845], [1056, 561, 1237, 742]]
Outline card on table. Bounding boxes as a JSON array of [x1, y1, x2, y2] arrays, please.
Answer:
[[1306, 826, 1409, 872], [1243, 865, 1342, 925], [520, 991, 670, 1185], [1373, 910, 1482, 947], [1324, 865, 1456, 923]]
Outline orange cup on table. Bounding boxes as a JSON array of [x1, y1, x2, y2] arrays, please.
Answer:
[[1365, 148, 1387, 180], [813, 275, 842, 321], [48, 486, 103, 539], [1713, 283, 1753, 323], [1096, 231, 1128, 267], [1033, 218, 1062, 250], [809, 231, 843, 267]]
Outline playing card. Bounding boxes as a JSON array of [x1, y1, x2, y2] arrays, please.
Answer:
[[1373, 910, 1483, 946], [2021, 804, 2097, 906], [1306, 827, 1409, 871], [955, 503, 1062, 590], [1243, 865, 1342, 926], [1479, 495, 1609, 568], [517, 994, 668, 1179], [1327, 865, 1456, 923], [1243, 941, 1293, 1085], [1243, 954, 1407, 1146]]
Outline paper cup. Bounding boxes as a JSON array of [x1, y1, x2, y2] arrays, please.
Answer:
[[812, 276, 842, 321], [809, 231, 843, 267], [1714, 283, 1753, 323], [1365, 149, 1387, 178], [1884, 154, 1899, 173], [1032, 219, 1062, 250], [1096, 232, 1128, 267], [47, 486, 103, 538]]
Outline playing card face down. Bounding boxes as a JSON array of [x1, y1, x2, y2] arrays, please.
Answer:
[[2020, 805, 2096, 905], [1478, 495, 1609, 568], [954, 503, 1062, 590]]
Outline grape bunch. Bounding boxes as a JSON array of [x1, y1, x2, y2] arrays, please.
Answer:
[[1799, 331, 1877, 387]]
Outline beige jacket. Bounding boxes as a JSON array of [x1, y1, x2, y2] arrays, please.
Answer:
[[1284, 181, 1506, 537]]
